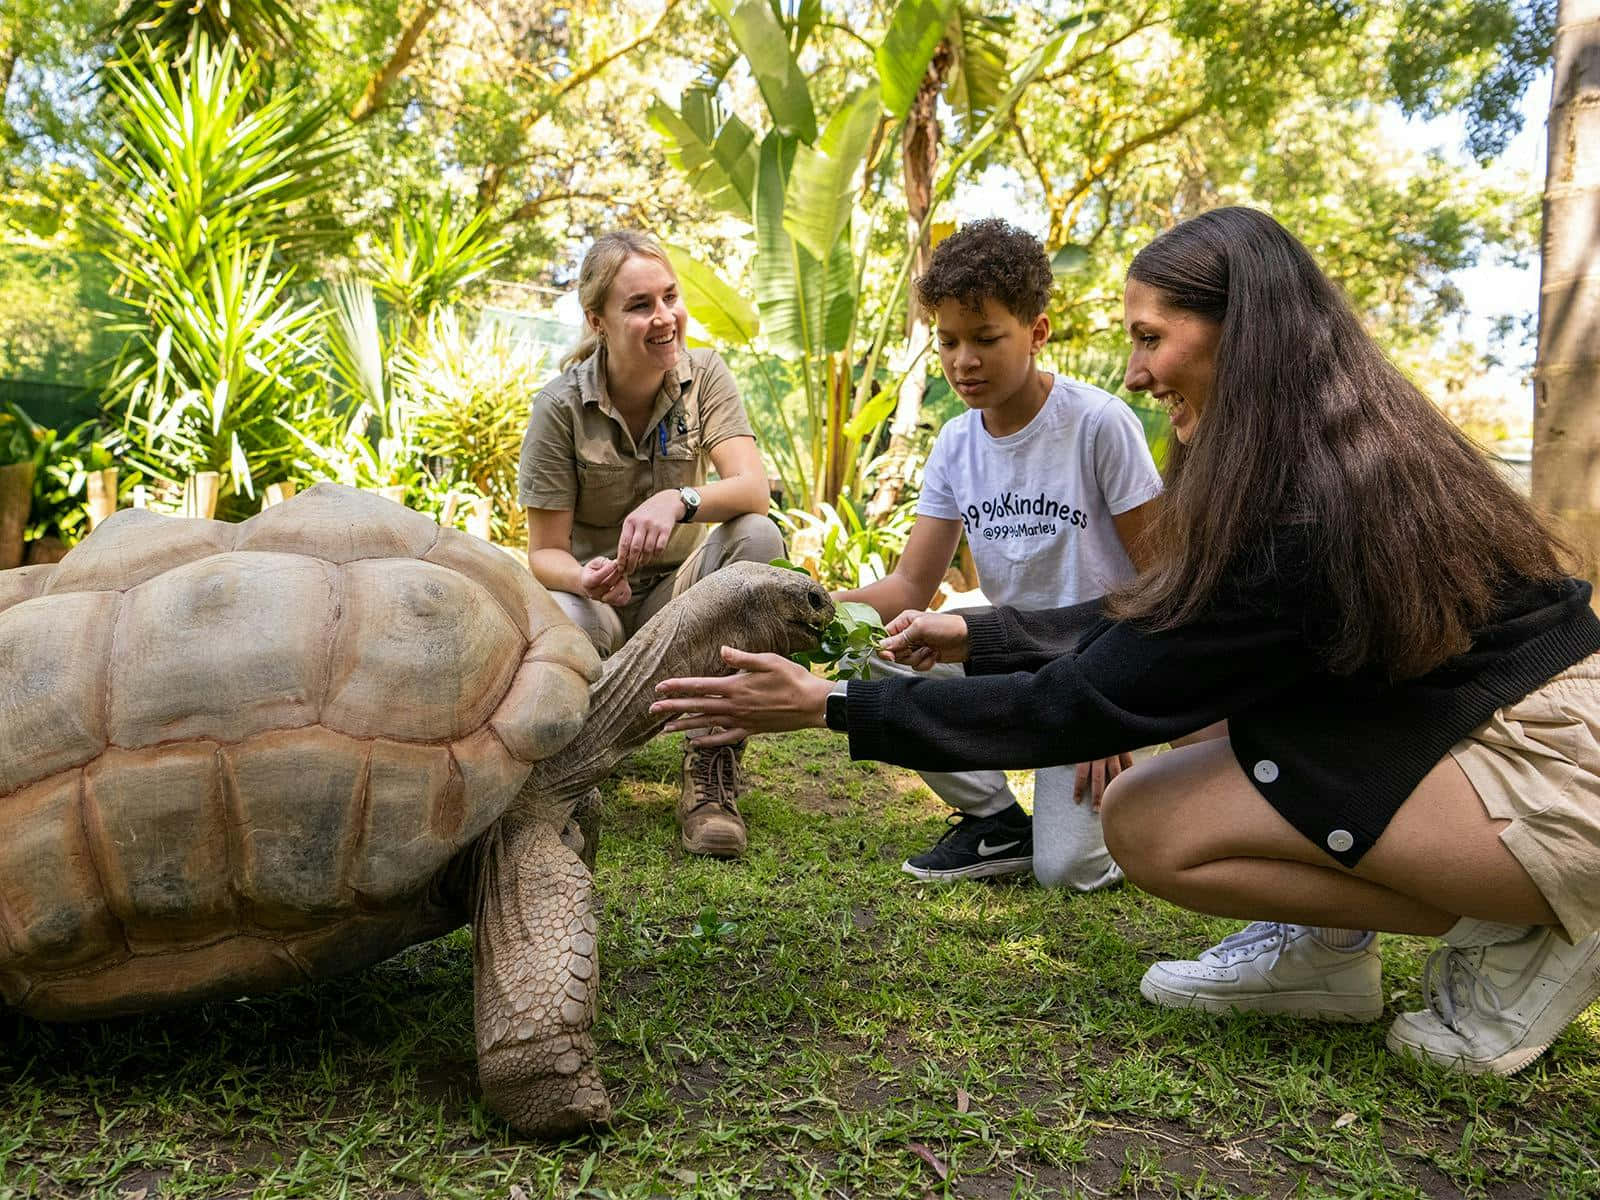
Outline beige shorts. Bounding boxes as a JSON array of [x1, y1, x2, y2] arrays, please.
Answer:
[[1449, 652, 1600, 942]]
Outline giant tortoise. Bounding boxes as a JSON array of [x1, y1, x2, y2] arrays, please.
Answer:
[[0, 483, 830, 1134]]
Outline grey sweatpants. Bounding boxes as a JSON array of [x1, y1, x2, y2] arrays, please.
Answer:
[[867, 653, 1124, 892]]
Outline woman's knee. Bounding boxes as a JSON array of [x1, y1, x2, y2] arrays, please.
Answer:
[[717, 512, 786, 565], [1099, 768, 1179, 885]]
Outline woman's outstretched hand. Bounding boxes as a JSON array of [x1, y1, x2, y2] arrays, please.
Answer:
[[651, 647, 835, 747], [878, 610, 970, 671]]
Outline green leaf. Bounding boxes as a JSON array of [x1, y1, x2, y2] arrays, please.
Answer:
[[782, 85, 881, 263], [876, 0, 957, 120], [709, 0, 818, 142], [933, 12, 1101, 203], [842, 384, 899, 440], [648, 95, 758, 219], [945, 10, 1013, 128], [835, 601, 883, 630], [664, 245, 761, 345]]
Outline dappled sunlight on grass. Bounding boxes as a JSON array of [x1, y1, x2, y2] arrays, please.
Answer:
[[3, 727, 1598, 1196]]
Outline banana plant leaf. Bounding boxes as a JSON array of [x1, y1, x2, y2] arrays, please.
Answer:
[[664, 245, 761, 345], [876, 0, 958, 120], [648, 94, 759, 219], [782, 85, 882, 264], [753, 132, 855, 358], [709, 0, 818, 142]]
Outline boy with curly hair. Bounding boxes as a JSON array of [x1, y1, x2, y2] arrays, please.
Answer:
[[837, 218, 1162, 889]]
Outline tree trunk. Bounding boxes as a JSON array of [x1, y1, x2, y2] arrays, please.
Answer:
[[1532, 0, 1600, 585], [349, 2, 442, 123], [866, 43, 952, 524]]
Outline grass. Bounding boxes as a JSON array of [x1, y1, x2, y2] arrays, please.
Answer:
[[3, 730, 1599, 1198]]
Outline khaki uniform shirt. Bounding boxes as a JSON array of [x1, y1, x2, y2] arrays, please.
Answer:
[[517, 346, 756, 581]]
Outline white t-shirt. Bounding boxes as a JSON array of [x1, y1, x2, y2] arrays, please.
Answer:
[[917, 375, 1163, 611]]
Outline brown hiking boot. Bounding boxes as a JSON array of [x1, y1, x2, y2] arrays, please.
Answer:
[[677, 741, 748, 858]]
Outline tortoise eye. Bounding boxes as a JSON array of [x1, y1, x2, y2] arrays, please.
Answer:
[[807, 590, 825, 610]]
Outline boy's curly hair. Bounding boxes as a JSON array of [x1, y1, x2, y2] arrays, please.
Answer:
[[914, 218, 1053, 321]]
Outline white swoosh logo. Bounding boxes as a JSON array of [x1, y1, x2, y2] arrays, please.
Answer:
[[977, 838, 1021, 857]]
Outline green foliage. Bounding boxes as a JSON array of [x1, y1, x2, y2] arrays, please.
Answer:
[[95, 34, 347, 511], [370, 199, 511, 337], [772, 557, 888, 679], [656, 4, 1096, 514], [774, 491, 917, 592], [0, 403, 133, 544], [1386, 0, 1556, 161], [107, 0, 307, 62], [0, 244, 120, 385], [877, 0, 958, 120], [403, 309, 550, 545]]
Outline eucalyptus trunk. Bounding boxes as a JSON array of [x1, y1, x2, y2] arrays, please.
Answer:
[[1532, 0, 1600, 586]]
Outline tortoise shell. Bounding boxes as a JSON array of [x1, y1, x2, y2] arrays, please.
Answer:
[[0, 484, 600, 1018]]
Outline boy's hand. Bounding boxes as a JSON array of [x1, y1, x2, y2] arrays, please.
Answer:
[[879, 610, 968, 670], [1074, 753, 1135, 812]]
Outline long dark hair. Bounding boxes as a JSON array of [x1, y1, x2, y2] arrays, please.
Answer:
[[1109, 207, 1568, 679]]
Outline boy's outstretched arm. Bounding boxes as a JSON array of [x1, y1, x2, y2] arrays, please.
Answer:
[[832, 515, 964, 622]]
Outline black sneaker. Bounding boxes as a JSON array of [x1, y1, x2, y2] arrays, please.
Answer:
[[901, 807, 1033, 881]]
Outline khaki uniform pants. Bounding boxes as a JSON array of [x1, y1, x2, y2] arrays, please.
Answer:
[[550, 513, 785, 658]]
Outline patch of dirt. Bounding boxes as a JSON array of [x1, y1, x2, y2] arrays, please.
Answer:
[[786, 782, 854, 815], [413, 1058, 476, 1108]]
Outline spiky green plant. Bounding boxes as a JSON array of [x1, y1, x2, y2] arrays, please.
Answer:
[[96, 34, 347, 513], [402, 308, 549, 545]]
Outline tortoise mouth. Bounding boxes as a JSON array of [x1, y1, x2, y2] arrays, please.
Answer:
[[787, 613, 831, 645]]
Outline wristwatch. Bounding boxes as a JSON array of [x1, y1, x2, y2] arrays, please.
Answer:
[[824, 680, 849, 732], [676, 485, 701, 523]]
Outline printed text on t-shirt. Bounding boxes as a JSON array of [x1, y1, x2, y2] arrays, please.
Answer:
[[961, 490, 1088, 539]]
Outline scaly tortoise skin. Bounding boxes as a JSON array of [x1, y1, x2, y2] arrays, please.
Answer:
[[0, 483, 832, 1134]]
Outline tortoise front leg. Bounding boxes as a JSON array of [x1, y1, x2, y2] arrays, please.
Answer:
[[472, 814, 609, 1135]]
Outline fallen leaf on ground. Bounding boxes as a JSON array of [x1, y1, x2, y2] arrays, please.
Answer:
[[908, 1141, 950, 1180], [956, 1086, 970, 1113], [1333, 1112, 1358, 1130]]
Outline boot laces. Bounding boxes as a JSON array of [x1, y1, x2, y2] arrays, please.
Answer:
[[688, 745, 739, 812]]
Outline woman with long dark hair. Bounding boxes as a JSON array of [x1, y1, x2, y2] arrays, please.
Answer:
[[651, 207, 1600, 1074]]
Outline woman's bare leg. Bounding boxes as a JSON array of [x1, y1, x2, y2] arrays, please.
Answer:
[[1100, 737, 1558, 934]]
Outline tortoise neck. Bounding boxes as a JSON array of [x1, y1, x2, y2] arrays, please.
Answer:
[[521, 603, 705, 813]]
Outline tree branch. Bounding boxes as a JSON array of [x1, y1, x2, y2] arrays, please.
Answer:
[[501, 191, 621, 223], [350, 1, 444, 123], [1058, 102, 1206, 215], [477, 0, 680, 211], [1042, 5, 1163, 84]]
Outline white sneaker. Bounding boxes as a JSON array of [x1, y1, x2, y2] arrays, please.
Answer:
[[1140, 921, 1383, 1022], [1386, 928, 1600, 1075]]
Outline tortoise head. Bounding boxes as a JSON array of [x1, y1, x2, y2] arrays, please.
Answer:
[[525, 562, 835, 807], [674, 561, 834, 662]]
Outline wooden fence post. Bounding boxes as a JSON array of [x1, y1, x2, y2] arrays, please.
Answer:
[[86, 468, 119, 529], [0, 462, 36, 569]]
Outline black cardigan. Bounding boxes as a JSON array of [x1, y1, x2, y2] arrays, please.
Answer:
[[840, 571, 1600, 867]]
